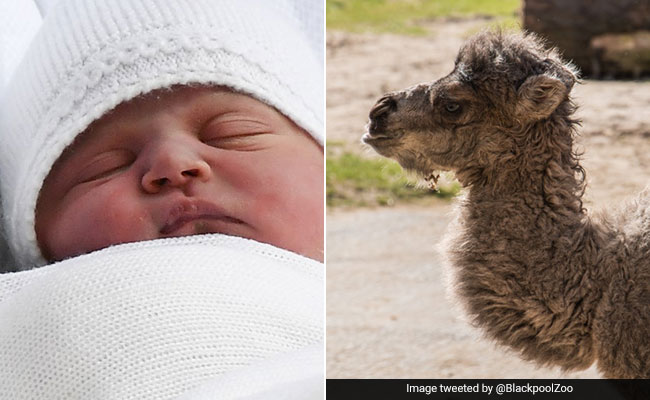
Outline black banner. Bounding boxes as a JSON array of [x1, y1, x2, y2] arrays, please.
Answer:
[[326, 379, 650, 400]]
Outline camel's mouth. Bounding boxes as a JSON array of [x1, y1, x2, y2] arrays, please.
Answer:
[[362, 132, 402, 155], [362, 130, 391, 144], [362, 121, 403, 148]]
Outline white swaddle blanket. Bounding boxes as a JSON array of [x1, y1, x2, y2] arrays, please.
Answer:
[[0, 234, 324, 399]]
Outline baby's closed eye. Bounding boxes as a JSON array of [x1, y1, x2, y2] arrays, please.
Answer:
[[76, 150, 135, 184], [201, 117, 273, 151]]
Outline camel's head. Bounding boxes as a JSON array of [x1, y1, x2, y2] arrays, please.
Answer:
[[363, 31, 578, 186]]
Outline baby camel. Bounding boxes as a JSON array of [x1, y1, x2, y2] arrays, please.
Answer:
[[363, 30, 649, 378]]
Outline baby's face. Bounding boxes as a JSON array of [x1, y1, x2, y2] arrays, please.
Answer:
[[36, 86, 323, 262]]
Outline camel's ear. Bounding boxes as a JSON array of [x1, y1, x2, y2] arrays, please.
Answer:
[[515, 74, 569, 121]]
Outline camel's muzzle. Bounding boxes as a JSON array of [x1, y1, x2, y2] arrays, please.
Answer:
[[363, 94, 399, 146]]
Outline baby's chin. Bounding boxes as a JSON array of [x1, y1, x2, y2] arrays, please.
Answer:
[[160, 221, 323, 261], [42, 221, 250, 263], [43, 219, 324, 263]]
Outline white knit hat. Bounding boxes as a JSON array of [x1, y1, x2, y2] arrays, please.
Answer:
[[0, 0, 324, 268]]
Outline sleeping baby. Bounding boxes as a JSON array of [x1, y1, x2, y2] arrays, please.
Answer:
[[0, 0, 324, 270], [35, 85, 323, 263], [0, 0, 324, 398]]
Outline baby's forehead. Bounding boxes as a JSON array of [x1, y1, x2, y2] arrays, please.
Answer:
[[100, 85, 237, 122], [81, 85, 283, 138]]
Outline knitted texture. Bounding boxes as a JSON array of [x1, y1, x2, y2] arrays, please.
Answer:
[[175, 343, 324, 399], [0, 0, 41, 92], [0, 0, 324, 268], [0, 234, 324, 399]]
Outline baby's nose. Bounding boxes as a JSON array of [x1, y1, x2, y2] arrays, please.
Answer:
[[141, 146, 212, 194]]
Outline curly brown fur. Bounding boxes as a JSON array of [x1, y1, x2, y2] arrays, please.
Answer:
[[364, 30, 649, 378]]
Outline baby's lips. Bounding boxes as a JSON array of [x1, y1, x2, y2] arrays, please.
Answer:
[[159, 198, 243, 235]]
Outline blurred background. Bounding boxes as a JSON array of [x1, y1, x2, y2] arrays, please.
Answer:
[[326, 0, 650, 378]]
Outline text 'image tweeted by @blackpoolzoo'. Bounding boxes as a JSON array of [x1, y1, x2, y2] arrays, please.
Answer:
[[326, 0, 650, 381]]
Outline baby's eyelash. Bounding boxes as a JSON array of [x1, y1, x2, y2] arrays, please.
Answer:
[[202, 132, 271, 152], [76, 151, 135, 183], [80, 164, 130, 183], [201, 115, 271, 135], [199, 118, 273, 151]]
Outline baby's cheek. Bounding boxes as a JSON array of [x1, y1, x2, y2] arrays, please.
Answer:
[[249, 160, 323, 257], [93, 191, 153, 242], [282, 174, 324, 256], [48, 185, 153, 260], [211, 147, 323, 260]]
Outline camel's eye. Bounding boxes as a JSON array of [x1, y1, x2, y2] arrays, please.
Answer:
[[445, 102, 461, 113]]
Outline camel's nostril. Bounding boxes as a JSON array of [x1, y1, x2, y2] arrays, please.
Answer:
[[369, 95, 397, 119]]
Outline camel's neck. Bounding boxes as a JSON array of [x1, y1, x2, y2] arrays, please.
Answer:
[[465, 157, 585, 232], [462, 170, 599, 276], [463, 110, 592, 250], [448, 115, 611, 370], [461, 160, 598, 284]]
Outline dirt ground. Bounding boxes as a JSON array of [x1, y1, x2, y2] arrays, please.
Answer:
[[326, 19, 650, 378]]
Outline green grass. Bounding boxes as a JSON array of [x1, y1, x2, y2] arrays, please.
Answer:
[[327, 147, 460, 207], [327, 0, 521, 34]]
